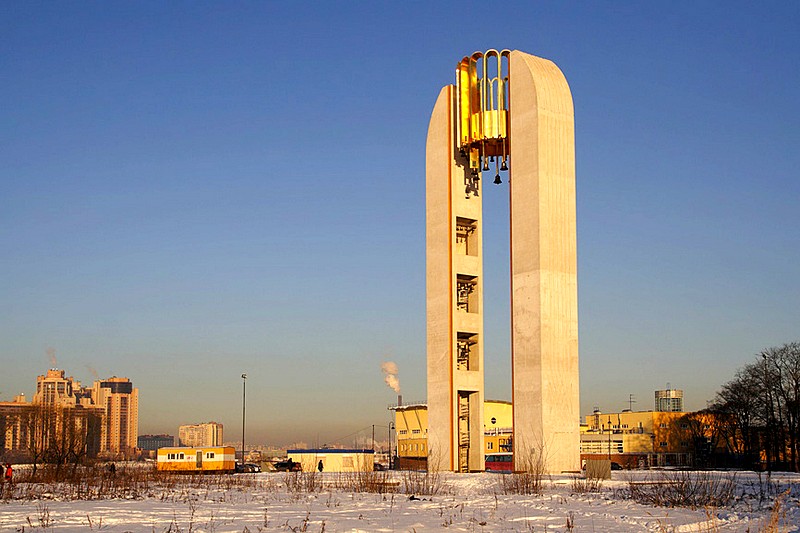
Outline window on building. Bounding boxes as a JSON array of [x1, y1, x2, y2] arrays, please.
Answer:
[[178, 453, 185, 459], [659, 423, 667, 428], [659, 442, 667, 447], [487, 442, 494, 450], [412, 429, 421, 434], [399, 430, 408, 435], [206, 452, 215, 459]]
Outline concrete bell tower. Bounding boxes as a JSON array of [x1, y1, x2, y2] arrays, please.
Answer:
[[426, 50, 579, 473]]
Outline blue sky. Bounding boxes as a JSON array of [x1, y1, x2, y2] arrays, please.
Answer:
[[2, 1, 798, 446]]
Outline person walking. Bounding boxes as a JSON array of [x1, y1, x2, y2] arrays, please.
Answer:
[[4, 463, 12, 483], [317, 460, 323, 473]]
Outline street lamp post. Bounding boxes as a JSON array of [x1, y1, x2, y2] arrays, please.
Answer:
[[241, 373, 247, 464]]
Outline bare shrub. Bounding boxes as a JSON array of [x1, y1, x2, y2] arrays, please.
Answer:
[[332, 470, 397, 493], [570, 474, 603, 493], [284, 471, 321, 494], [500, 451, 546, 495], [627, 470, 737, 509], [401, 469, 443, 496]]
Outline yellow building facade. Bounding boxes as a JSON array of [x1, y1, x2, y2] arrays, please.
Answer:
[[395, 403, 713, 470], [394, 400, 512, 469], [581, 410, 694, 467]]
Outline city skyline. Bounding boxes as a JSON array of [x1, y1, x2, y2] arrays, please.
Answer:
[[2, 2, 799, 446]]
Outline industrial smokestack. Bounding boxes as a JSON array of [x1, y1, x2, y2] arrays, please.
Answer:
[[397, 394, 402, 407]]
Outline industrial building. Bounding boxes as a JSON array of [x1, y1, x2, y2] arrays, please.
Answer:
[[392, 400, 512, 470], [393, 394, 712, 470], [655, 387, 684, 412], [581, 408, 698, 467]]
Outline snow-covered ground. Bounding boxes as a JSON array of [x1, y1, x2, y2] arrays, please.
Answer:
[[0, 469, 797, 532]]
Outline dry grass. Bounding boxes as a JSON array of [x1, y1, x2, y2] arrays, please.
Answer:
[[570, 474, 603, 493], [499, 451, 547, 495], [284, 471, 322, 494], [3, 463, 276, 502], [401, 469, 444, 496], [331, 470, 398, 493], [626, 470, 737, 509]]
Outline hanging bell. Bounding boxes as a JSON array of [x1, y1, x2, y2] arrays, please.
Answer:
[[500, 159, 508, 171], [493, 174, 502, 184]]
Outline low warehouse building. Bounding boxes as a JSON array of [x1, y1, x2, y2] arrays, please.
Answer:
[[287, 449, 375, 472]]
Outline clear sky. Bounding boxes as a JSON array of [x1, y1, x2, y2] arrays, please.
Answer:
[[2, 1, 798, 447]]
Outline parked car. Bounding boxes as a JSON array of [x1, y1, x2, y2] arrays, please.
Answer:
[[235, 462, 262, 473], [273, 459, 302, 472]]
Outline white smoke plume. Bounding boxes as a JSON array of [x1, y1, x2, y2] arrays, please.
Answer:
[[381, 361, 400, 393], [46, 347, 57, 367]]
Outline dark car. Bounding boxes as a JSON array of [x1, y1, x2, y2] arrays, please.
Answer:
[[235, 462, 262, 473], [611, 462, 623, 470], [274, 459, 302, 472]]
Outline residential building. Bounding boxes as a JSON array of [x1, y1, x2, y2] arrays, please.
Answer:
[[0, 369, 137, 460], [91, 377, 139, 457], [179, 422, 223, 447], [138, 434, 175, 451]]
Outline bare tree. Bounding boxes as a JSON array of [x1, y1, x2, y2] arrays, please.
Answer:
[[714, 341, 800, 472], [713, 365, 762, 466]]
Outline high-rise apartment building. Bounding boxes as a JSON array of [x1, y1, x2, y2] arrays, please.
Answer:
[[1, 369, 137, 458], [91, 377, 139, 456], [33, 369, 92, 407], [178, 422, 223, 447]]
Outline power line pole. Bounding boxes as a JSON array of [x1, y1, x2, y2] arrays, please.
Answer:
[[241, 373, 247, 464]]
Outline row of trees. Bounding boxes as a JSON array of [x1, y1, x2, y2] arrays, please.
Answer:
[[1, 404, 103, 476], [708, 341, 800, 471]]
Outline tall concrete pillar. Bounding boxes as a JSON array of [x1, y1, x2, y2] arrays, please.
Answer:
[[509, 52, 579, 474], [426, 85, 485, 472], [426, 50, 578, 474]]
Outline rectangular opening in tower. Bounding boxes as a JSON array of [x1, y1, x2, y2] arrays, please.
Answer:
[[456, 274, 478, 313], [457, 392, 471, 473], [456, 332, 479, 371], [455, 217, 478, 256]]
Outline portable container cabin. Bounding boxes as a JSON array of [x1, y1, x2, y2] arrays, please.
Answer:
[[157, 446, 236, 473]]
